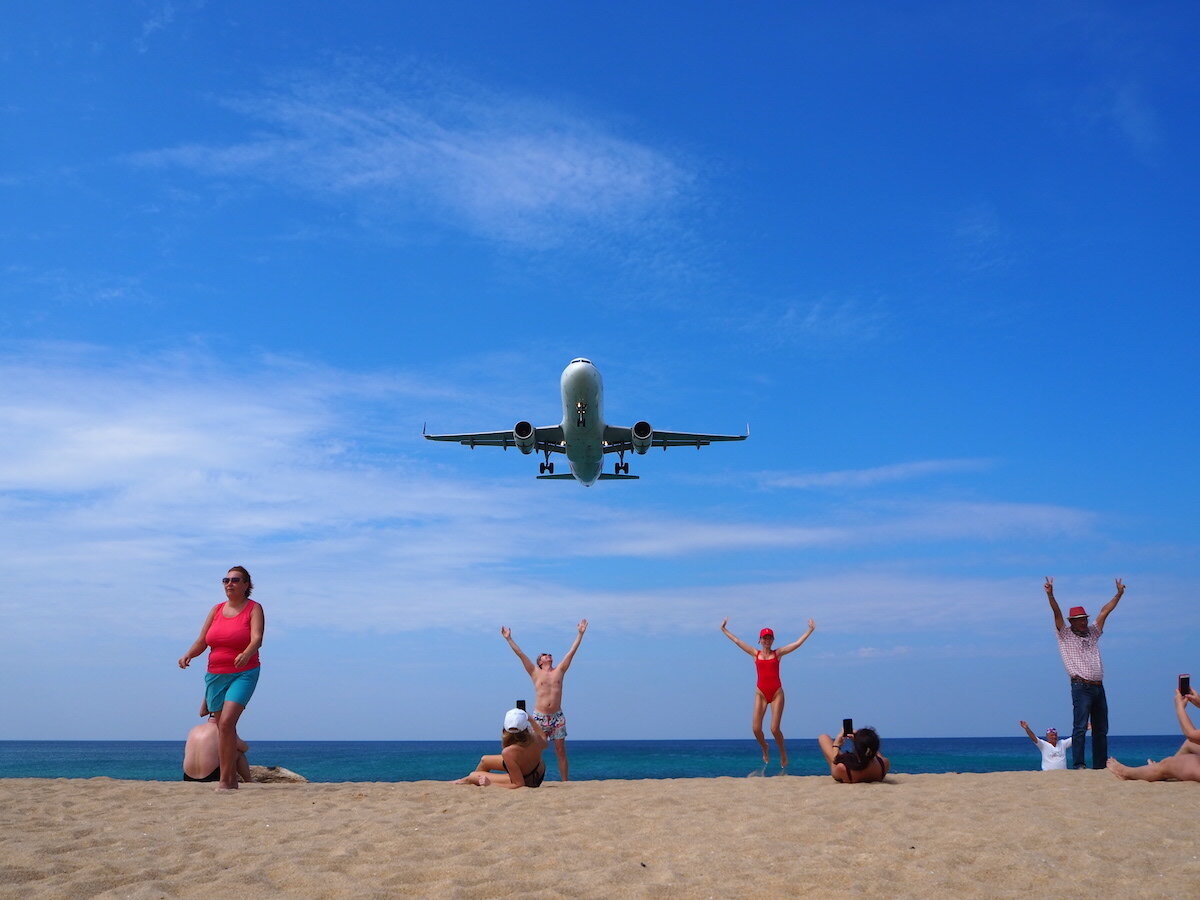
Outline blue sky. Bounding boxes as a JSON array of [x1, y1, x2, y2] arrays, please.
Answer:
[[2, 2, 1197, 742]]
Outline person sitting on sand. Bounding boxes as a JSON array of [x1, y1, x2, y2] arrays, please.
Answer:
[[1108, 689, 1200, 782], [720, 617, 816, 769], [184, 713, 251, 783], [454, 708, 550, 789], [1018, 720, 1087, 771], [818, 725, 890, 783]]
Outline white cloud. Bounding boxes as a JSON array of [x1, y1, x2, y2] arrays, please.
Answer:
[[0, 343, 1117, 648], [761, 458, 991, 489], [719, 296, 889, 348], [130, 65, 693, 246]]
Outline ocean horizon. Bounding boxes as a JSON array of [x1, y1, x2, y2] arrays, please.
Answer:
[[0, 735, 1181, 782]]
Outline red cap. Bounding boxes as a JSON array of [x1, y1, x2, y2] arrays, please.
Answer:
[[1067, 606, 1088, 619], [759, 627, 774, 639]]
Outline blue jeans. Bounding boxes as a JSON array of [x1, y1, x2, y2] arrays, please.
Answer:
[[1070, 681, 1108, 768]]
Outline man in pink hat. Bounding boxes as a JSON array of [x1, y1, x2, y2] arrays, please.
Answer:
[[1043, 576, 1126, 768]]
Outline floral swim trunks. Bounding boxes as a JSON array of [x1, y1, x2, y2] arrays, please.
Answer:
[[531, 709, 567, 741]]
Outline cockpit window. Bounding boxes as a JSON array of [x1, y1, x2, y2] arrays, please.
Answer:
[[570, 357, 592, 365]]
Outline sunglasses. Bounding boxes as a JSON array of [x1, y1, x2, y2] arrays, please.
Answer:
[[221, 577, 245, 585]]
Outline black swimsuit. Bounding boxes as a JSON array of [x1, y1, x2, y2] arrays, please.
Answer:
[[183, 766, 221, 783], [519, 760, 546, 788], [834, 752, 884, 782]]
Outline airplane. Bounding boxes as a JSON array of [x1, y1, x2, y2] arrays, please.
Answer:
[[423, 358, 748, 486]]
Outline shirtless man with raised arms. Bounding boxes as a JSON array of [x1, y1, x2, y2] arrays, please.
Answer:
[[501, 619, 587, 782]]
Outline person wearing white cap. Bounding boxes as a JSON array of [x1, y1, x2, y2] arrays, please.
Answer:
[[1018, 719, 1079, 771], [453, 708, 549, 788]]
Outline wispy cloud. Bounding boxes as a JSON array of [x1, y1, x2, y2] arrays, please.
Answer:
[[712, 296, 889, 350], [1108, 82, 1161, 160], [0, 343, 1104, 644], [760, 458, 992, 490], [130, 63, 693, 246]]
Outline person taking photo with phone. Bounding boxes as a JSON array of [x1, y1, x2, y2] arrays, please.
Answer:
[[818, 724, 889, 783], [1107, 683, 1200, 782], [1043, 576, 1125, 769]]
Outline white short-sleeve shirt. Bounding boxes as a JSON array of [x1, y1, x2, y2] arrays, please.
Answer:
[[1036, 737, 1073, 770]]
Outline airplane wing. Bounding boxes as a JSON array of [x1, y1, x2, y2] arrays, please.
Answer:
[[423, 425, 566, 453], [535, 473, 641, 480], [601, 425, 748, 454]]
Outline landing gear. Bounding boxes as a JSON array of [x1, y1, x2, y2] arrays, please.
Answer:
[[614, 451, 629, 475], [576, 401, 587, 427], [540, 450, 554, 475]]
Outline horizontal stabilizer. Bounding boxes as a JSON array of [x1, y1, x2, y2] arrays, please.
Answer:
[[535, 474, 577, 480], [598, 473, 640, 480]]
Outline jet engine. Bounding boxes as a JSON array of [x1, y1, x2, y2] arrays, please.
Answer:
[[631, 420, 654, 454], [513, 421, 537, 454]]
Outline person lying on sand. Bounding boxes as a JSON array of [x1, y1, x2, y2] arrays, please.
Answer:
[[453, 708, 550, 789], [818, 725, 890, 783], [1108, 689, 1200, 782]]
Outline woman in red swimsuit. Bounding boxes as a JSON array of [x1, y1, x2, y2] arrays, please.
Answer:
[[720, 617, 816, 769]]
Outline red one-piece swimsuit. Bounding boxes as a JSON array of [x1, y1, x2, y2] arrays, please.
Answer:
[[755, 652, 781, 703]]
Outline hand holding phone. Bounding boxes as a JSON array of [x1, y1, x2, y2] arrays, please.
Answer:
[[1179, 675, 1190, 696]]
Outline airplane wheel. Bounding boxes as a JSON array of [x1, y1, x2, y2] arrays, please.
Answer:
[[539, 462, 547, 474], [548, 463, 554, 474]]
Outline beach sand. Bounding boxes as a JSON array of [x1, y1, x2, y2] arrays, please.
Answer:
[[2, 770, 1196, 898]]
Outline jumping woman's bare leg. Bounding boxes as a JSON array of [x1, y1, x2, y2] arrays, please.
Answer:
[[770, 690, 787, 768], [752, 692, 769, 764], [215, 702, 245, 791]]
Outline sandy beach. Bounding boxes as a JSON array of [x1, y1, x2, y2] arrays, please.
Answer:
[[2, 771, 1196, 898]]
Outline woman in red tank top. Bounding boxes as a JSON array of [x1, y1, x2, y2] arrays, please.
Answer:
[[178, 565, 266, 790], [720, 617, 816, 769]]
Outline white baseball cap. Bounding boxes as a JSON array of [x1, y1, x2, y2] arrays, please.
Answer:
[[503, 708, 530, 732]]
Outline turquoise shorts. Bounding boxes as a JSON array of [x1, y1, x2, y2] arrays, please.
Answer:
[[205, 667, 260, 712]]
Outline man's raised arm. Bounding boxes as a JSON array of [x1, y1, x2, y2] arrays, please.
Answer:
[[1044, 577, 1065, 631], [1094, 578, 1125, 633], [558, 619, 588, 673], [1018, 720, 1039, 746], [501, 626, 536, 674]]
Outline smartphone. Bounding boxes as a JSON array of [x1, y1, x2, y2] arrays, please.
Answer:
[[842, 718, 853, 735], [1180, 675, 1191, 696], [516, 699, 526, 711]]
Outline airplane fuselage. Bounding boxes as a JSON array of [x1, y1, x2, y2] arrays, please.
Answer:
[[560, 358, 605, 486]]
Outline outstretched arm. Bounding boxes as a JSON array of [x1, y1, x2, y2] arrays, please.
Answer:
[[1176, 691, 1200, 743], [500, 626, 536, 675], [1044, 577, 1065, 631], [178, 605, 219, 668], [777, 619, 816, 657], [720, 618, 757, 656], [558, 619, 588, 673], [1094, 578, 1125, 633], [1018, 720, 1039, 746]]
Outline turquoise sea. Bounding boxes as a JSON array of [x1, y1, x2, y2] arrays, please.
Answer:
[[0, 735, 1182, 782]]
